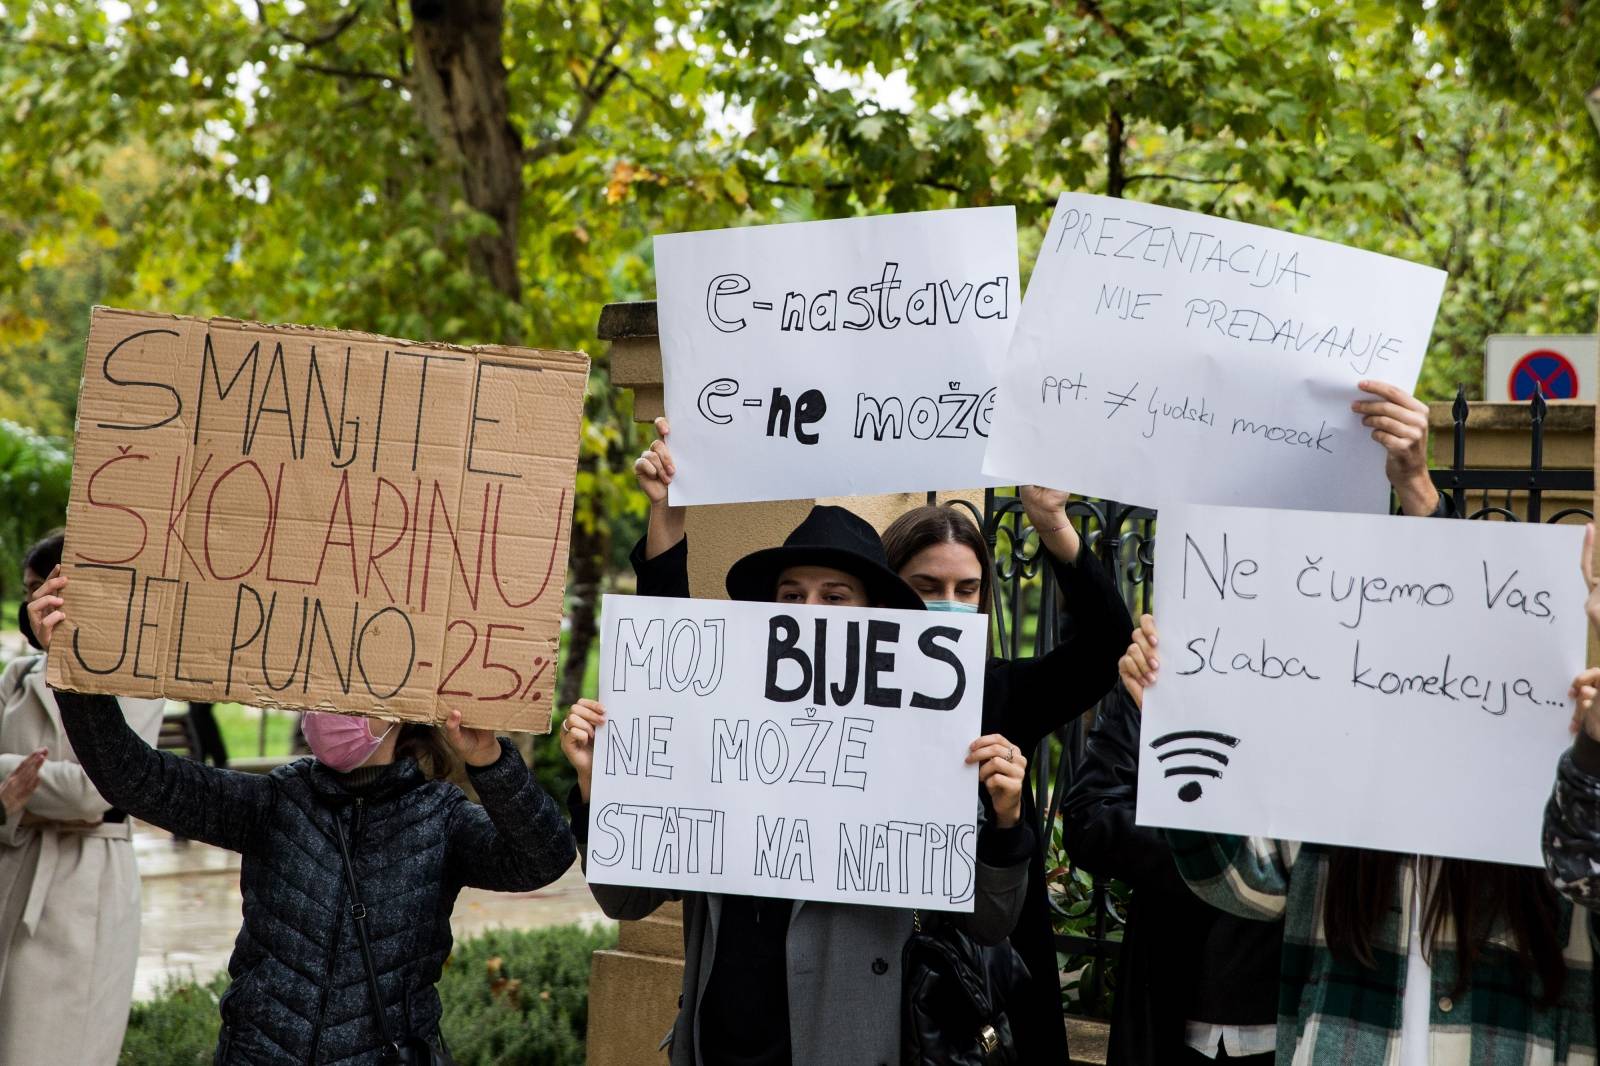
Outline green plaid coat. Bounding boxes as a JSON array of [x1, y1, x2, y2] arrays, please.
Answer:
[[1168, 798, 1599, 1066]]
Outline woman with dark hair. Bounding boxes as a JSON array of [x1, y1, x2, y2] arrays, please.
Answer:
[[29, 568, 576, 1065], [1065, 381, 1448, 1066], [0, 532, 167, 1064], [1126, 613, 1595, 1064], [877, 495, 1133, 1061]]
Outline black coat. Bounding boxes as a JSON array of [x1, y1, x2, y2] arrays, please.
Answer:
[[631, 535, 1132, 1064], [56, 691, 576, 1066], [978, 546, 1132, 1064], [1061, 686, 1282, 1066]]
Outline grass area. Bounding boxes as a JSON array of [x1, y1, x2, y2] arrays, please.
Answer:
[[211, 703, 299, 760]]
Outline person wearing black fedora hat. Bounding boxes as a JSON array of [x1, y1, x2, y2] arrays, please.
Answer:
[[556, 419, 1036, 1066], [724, 504, 927, 610]]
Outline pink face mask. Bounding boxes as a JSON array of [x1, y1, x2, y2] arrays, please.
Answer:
[[302, 713, 396, 772]]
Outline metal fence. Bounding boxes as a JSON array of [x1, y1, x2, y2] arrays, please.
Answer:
[[975, 387, 1593, 1018]]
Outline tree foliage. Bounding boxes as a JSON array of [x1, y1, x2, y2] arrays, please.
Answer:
[[0, 0, 1594, 645], [0, 419, 71, 601]]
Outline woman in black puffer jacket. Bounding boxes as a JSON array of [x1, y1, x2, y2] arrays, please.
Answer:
[[30, 576, 576, 1066]]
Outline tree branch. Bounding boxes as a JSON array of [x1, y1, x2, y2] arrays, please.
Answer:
[[292, 59, 403, 83], [387, 0, 411, 76], [279, 6, 363, 50], [1123, 171, 1242, 186], [527, 22, 630, 165]]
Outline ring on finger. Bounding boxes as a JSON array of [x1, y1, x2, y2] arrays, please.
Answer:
[[561, 719, 571, 734]]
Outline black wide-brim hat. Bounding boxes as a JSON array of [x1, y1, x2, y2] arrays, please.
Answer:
[[725, 505, 926, 611]]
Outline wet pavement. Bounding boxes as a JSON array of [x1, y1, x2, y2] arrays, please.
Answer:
[[134, 821, 610, 1000]]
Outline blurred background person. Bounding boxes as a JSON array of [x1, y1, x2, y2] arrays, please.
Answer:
[[0, 532, 167, 1065]]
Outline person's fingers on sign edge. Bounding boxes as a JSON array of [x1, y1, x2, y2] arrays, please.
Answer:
[[1353, 379, 1426, 412], [650, 437, 675, 478], [964, 733, 1013, 761]]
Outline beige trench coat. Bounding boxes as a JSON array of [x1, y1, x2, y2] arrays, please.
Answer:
[[0, 655, 165, 1066]]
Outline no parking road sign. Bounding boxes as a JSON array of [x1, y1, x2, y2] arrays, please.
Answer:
[[1510, 349, 1579, 400], [1486, 335, 1598, 403]]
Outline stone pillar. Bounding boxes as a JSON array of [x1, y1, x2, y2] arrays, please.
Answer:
[[584, 301, 984, 1063], [585, 902, 685, 1066]]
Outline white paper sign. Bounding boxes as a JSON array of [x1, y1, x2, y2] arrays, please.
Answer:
[[1136, 505, 1586, 866], [586, 594, 987, 909], [655, 209, 1018, 505], [983, 194, 1448, 513]]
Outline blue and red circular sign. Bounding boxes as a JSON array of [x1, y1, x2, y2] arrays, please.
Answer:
[[1508, 349, 1580, 400]]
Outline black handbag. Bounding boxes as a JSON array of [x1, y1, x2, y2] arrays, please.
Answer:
[[331, 807, 457, 1066], [901, 910, 1031, 1066]]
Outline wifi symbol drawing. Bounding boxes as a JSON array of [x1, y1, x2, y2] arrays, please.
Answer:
[[1150, 730, 1241, 803]]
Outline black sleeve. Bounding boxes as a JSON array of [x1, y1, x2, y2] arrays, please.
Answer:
[[630, 534, 691, 599], [1060, 685, 1191, 896], [993, 547, 1135, 754], [447, 738, 577, 891], [1543, 731, 1600, 908], [53, 689, 276, 854]]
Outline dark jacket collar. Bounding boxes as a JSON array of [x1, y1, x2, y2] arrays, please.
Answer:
[[299, 756, 428, 806]]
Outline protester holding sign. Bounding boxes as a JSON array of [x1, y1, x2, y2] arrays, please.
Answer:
[[1098, 394, 1600, 1063], [1125, 616, 1594, 1064], [1072, 391, 1454, 1066], [879, 494, 1132, 1062], [0, 533, 166, 1066], [561, 494, 1034, 1066], [30, 573, 577, 1066]]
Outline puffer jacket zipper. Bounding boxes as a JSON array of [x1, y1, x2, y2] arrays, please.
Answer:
[[307, 800, 362, 1063]]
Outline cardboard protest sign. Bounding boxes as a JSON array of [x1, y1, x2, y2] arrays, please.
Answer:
[[983, 193, 1448, 513], [1136, 504, 1586, 866], [586, 594, 987, 909], [50, 307, 589, 733], [654, 209, 1018, 505]]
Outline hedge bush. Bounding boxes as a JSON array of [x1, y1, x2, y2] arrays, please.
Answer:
[[121, 923, 617, 1066]]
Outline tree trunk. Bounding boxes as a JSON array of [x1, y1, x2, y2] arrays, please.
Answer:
[[558, 496, 605, 711], [408, 0, 523, 304], [1106, 105, 1126, 198]]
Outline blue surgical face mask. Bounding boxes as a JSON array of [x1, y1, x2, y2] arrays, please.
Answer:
[[924, 599, 980, 614]]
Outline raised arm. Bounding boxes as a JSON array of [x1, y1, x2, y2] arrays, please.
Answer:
[[1353, 379, 1440, 518], [560, 698, 681, 920], [995, 489, 1134, 753], [443, 730, 577, 892], [635, 416, 688, 562], [53, 689, 277, 852], [29, 573, 277, 851]]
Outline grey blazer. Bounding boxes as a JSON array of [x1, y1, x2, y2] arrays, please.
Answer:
[[581, 805, 1031, 1066]]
